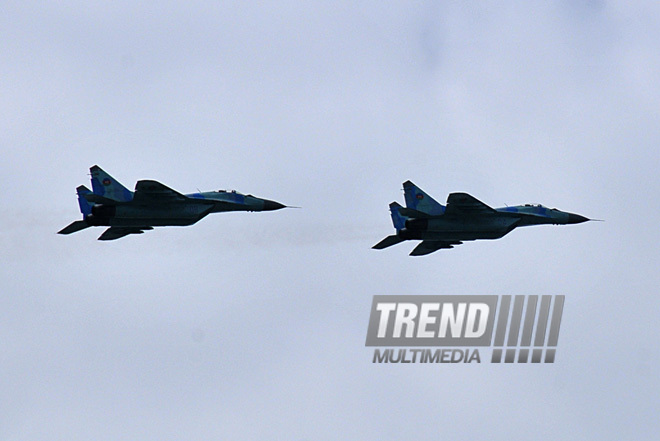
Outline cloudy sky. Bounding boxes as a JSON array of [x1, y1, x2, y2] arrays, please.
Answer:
[[2, 1, 659, 439]]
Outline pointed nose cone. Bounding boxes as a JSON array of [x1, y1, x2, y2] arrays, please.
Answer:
[[567, 213, 590, 224], [262, 199, 287, 211]]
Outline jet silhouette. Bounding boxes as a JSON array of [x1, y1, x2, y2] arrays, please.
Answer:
[[59, 165, 289, 240], [373, 181, 594, 256]]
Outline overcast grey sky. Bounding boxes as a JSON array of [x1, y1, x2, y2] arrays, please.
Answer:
[[2, 1, 659, 440]]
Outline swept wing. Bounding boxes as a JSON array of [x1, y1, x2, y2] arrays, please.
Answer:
[[410, 240, 463, 256], [98, 226, 154, 241], [132, 180, 189, 203], [445, 192, 496, 215]]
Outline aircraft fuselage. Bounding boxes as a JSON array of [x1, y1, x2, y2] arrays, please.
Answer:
[[85, 193, 284, 228], [399, 213, 521, 242], [396, 208, 587, 243], [86, 202, 212, 227]]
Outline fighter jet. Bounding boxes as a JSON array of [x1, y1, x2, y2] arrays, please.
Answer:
[[373, 181, 594, 256], [58, 165, 289, 240]]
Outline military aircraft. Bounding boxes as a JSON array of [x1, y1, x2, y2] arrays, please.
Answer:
[[373, 181, 595, 256], [58, 165, 289, 240]]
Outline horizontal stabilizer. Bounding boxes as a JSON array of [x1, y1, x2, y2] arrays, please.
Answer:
[[58, 220, 90, 235], [410, 240, 462, 256], [372, 235, 404, 250]]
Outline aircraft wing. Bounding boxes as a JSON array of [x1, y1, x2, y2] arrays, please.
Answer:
[[445, 192, 496, 215], [132, 180, 189, 203], [410, 240, 462, 256], [98, 226, 153, 241]]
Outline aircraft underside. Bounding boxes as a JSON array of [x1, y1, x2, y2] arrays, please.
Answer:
[[89, 203, 213, 227], [423, 229, 513, 241], [403, 216, 521, 241]]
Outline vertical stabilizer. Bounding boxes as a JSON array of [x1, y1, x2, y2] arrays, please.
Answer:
[[372, 202, 407, 250], [90, 165, 133, 202], [389, 202, 407, 231], [58, 185, 94, 235], [403, 181, 445, 215], [76, 185, 93, 217]]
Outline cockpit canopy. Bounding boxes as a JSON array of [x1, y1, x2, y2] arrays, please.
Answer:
[[216, 189, 245, 195], [215, 189, 254, 198], [523, 203, 558, 211]]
